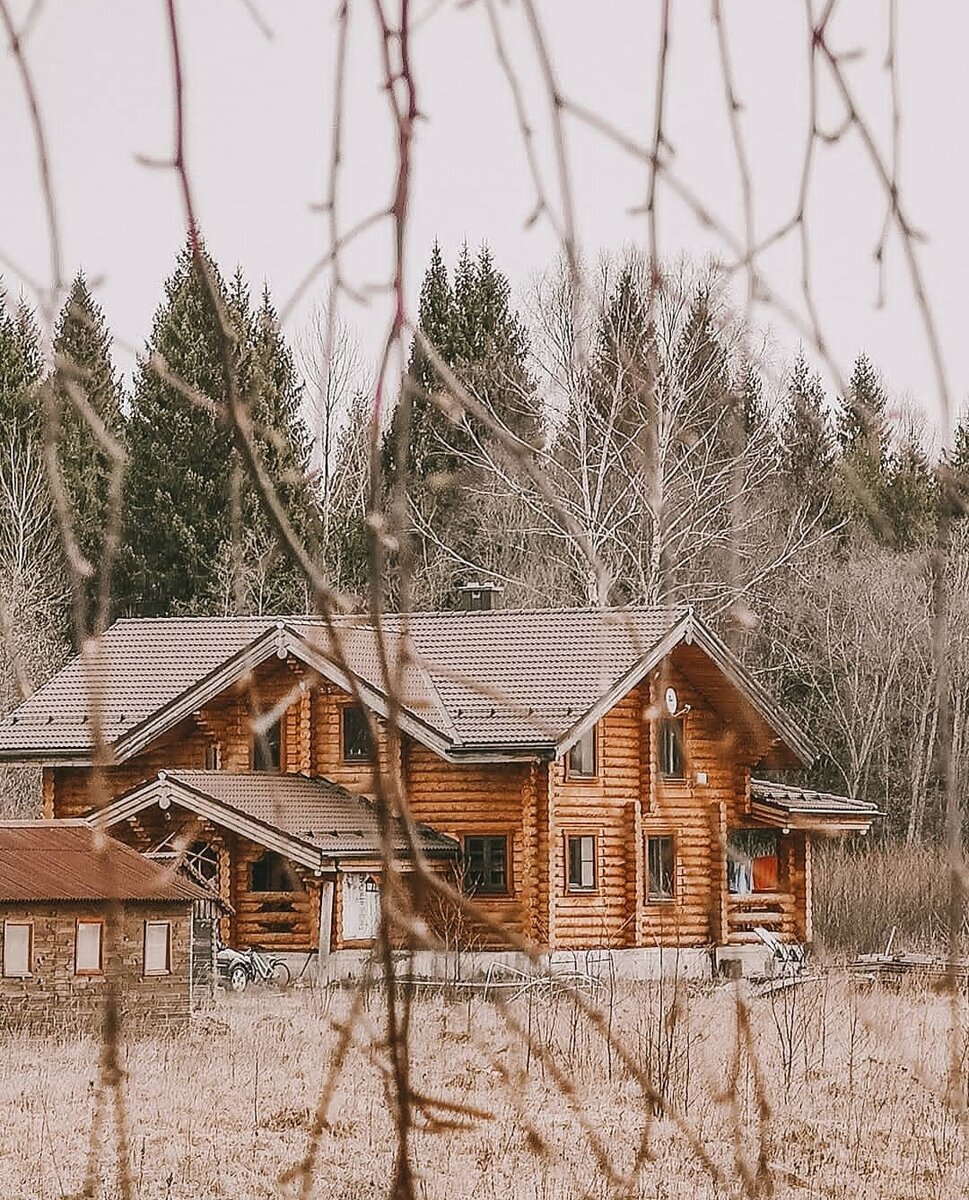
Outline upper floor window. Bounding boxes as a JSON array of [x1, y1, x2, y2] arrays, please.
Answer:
[[250, 851, 302, 893], [2, 921, 31, 977], [566, 834, 597, 891], [463, 835, 509, 895], [658, 717, 684, 779], [342, 704, 374, 763], [567, 727, 597, 779], [253, 717, 281, 771]]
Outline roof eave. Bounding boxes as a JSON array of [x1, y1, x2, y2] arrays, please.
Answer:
[[687, 621, 818, 768]]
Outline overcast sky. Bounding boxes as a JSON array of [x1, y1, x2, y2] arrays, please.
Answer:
[[3, 1, 968, 437]]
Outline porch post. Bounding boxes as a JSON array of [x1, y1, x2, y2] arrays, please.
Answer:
[[317, 880, 334, 960], [710, 798, 728, 946]]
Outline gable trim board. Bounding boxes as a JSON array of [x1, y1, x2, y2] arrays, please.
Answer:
[[0, 608, 819, 772]]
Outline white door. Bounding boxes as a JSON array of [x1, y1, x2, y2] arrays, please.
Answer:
[[342, 873, 381, 942]]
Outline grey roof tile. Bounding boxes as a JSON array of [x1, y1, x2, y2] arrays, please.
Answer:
[[160, 771, 458, 858], [0, 606, 694, 757]]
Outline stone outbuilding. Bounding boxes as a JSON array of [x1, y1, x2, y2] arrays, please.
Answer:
[[0, 821, 213, 1025]]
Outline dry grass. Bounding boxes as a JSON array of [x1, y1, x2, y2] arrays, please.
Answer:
[[813, 840, 962, 957], [1, 976, 967, 1199]]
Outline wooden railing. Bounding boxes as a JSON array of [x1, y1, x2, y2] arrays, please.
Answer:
[[726, 891, 797, 944]]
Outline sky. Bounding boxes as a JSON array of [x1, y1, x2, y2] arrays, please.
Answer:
[[3, 0, 968, 440]]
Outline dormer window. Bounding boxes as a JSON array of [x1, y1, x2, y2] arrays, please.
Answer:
[[253, 718, 281, 772], [342, 704, 374, 763]]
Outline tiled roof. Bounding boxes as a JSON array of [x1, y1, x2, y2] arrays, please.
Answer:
[[0, 607, 692, 760], [106, 771, 459, 860], [750, 779, 879, 817], [0, 822, 211, 902]]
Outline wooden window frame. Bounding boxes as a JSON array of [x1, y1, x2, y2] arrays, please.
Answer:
[[645, 832, 677, 903], [252, 716, 283, 772], [74, 918, 104, 976], [2, 920, 32, 978], [341, 702, 375, 764], [249, 851, 302, 894], [565, 725, 599, 782], [565, 832, 598, 893], [657, 716, 686, 782], [143, 921, 172, 977], [461, 833, 513, 898]]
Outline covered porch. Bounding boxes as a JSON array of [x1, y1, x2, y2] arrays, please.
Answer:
[[721, 779, 878, 947]]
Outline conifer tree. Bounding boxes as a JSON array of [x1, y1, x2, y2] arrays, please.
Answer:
[[119, 244, 312, 617], [117, 242, 246, 616], [0, 293, 43, 449], [49, 274, 124, 625], [778, 351, 835, 509], [833, 353, 893, 541], [382, 241, 539, 605]]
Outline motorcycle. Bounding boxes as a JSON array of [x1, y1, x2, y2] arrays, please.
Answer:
[[216, 942, 292, 992]]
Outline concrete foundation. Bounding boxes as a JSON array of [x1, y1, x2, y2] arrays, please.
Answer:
[[311, 945, 734, 984]]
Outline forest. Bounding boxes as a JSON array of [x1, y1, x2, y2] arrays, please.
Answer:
[[0, 237, 966, 844]]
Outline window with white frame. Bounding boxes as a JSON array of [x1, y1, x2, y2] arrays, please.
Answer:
[[75, 920, 103, 975], [2, 921, 32, 977], [143, 921, 172, 976]]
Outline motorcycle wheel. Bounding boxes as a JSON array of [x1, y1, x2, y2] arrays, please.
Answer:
[[228, 963, 249, 993], [271, 961, 292, 989]]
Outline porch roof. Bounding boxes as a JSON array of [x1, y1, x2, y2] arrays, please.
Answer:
[[85, 771, 459, 871], [750, 779, 879, 833]]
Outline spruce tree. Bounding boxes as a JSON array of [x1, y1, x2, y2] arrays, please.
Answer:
[[382, 241, 539, 606], [117, 242, 244, 616], [779, 351, 835, 510], [232, 285, 313, 612], [0, 293, 43, 450], [49, 274, 124, 625], [833, 353, 892, 541]]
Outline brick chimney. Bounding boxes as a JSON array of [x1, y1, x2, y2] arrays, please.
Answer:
[[457, 579, 503, 612]]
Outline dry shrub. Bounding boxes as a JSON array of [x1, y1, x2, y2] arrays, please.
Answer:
[[813, 839, 965, 957]]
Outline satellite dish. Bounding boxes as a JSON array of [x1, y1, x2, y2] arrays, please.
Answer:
[[665, 686, 678, 715]]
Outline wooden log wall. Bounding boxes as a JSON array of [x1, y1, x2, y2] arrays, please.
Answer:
[[549, 687, 644, 950], [641, 660, 764, 949], [310, 679, 393, 793], [402, 739, 532, 948], [229, 834, 319, 953]]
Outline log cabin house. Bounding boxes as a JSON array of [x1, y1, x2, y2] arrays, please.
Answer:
[[0, 604, 876, 978], [0, 821, 215, 1023]]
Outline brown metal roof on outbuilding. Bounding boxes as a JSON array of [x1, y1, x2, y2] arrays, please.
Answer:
[[0, 821, 213, 902]]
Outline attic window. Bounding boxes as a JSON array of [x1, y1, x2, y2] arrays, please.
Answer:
[[253, 718, 281, 771], [658, 718, 684, 779], [250, 852, 302, 893], [567, 727, 597, 779], [342, 705, 374, 763]]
